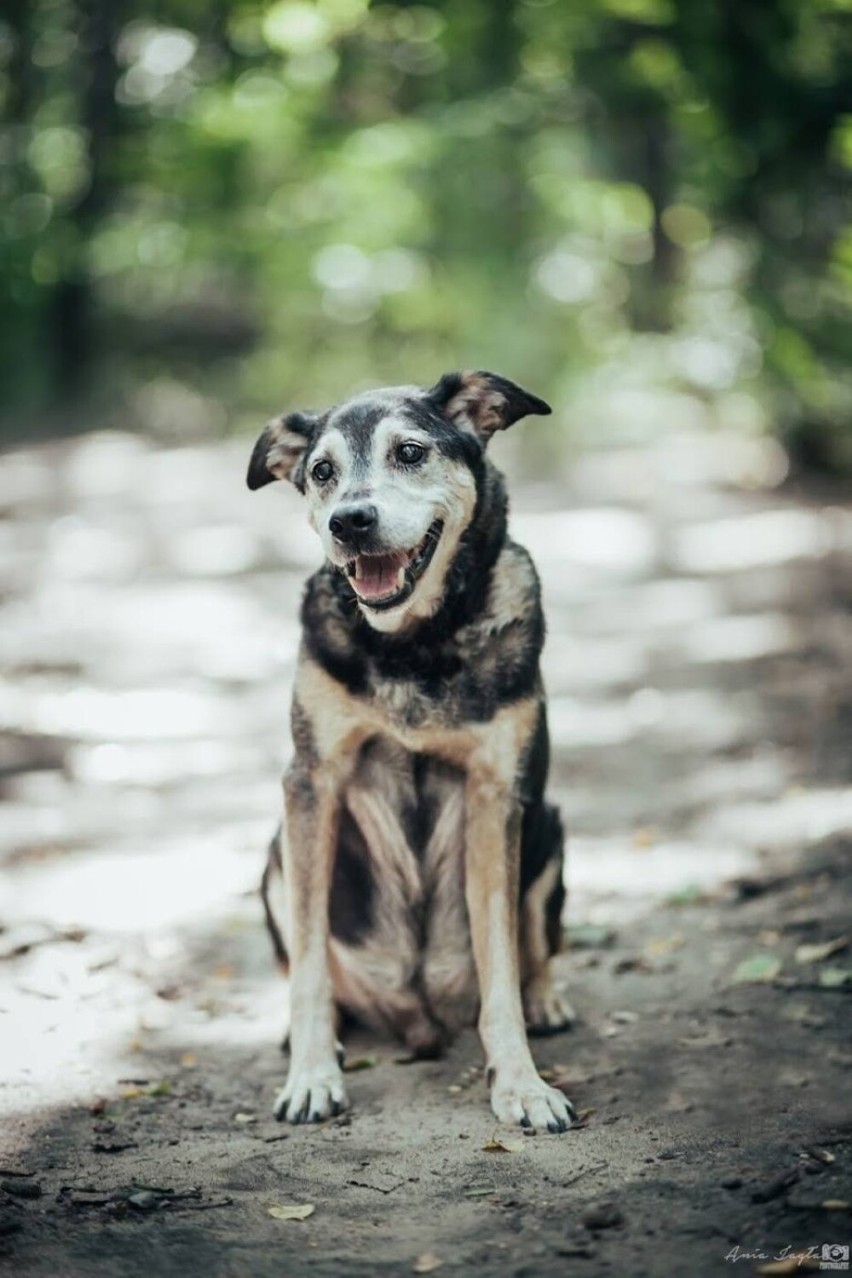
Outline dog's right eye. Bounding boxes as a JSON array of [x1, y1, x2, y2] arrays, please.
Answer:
[[311, 460, 334, 484]]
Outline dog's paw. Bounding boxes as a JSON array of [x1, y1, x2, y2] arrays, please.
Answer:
[[489, 1068, 575, 1133], [273, 1063, 348, 1125], [524, 986, 576, 1037]]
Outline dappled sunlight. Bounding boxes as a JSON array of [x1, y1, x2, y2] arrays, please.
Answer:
[[569, 836, 758, 923], [674, 509, 836, 574], [1, 425, 850, 1191], [698, 787, 852, 848], [513, 509, 657, 578]]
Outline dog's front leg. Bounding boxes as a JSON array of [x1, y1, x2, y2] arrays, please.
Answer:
[[273, 763, 347, 1124], [465, 746, 574, 1134]]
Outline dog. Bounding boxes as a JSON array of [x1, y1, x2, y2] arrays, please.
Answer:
[[247, 370, 576, 1133]]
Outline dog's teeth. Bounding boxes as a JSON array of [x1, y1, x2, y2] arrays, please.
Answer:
[[396, 566, 405, 589]]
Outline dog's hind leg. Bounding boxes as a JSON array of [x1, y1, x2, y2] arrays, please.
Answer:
[[519, 803, 575, 1035]]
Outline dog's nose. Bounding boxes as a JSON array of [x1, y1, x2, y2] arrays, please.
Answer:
[[329, 503, 378, 541]]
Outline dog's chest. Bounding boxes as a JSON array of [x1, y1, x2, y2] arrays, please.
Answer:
[[364, 636, 489, 732]]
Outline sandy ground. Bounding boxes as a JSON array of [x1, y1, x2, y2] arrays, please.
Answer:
[[0, 427, 851, 1277]]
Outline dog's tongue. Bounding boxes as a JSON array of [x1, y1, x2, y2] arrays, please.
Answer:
[[354, 552, 407, 601]]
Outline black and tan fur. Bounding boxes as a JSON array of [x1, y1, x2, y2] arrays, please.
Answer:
[[248, 371, 575, 1132]]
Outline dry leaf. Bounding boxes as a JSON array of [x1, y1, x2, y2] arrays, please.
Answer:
[[483, 1136, 524, 1153], [819, 967, 852, 988], [756, 1256, 820, 1275], [795, 936, 849, 965], [564, 924, 615, 950], [234, 1112, 257, 1124], [180, 1052, 197, 1069], [821, 1199, 851, 1210], [412, 1254, 443, 1274], [731, 954, 781, 985], [268, 1204, 315, 1221], [645, 934, 685, 958], [343, 1056, 377, 1072], [572, 1108, 596, 1127]]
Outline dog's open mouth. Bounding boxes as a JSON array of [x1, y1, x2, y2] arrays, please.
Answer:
[[345, 520, 443, 611]]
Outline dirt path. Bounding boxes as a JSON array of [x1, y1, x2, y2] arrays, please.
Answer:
[[1, 429, 850, 1276]]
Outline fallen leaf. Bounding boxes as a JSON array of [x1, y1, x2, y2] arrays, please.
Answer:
[[756, 1256, 820, 1275], [572, 1108, 596, 1127], [268, 1204, 314, 1221], [806, 1147, 835, 1164], [412, 1253, 442, 1274], [731, 954, 782, 985], [632, 827, 657, 848], [818, 967, 852, 988], [234, 1112, 257, 1125], [795, 936, 849, 965], [343, 1056, 377, 1072], [464, 1187, 495, 1197], [665, 885, 708, 907], [564, 924, 615, 950], [483, 1136, 525, 1154], [180, 1052, 197, 1069], [821, 1199, 851, 1210], [645, 934, 685, 958]]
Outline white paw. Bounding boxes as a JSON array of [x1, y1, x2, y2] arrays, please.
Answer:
[[489, 1067, 575, 1133], [273, 1062, 348, 1125], [524, 986, 576, 1036]]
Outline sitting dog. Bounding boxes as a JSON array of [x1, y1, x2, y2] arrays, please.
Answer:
[[247, 371, 575, 1133]]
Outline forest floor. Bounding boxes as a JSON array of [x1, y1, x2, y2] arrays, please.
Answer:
[[0, 427, 851, 1278]]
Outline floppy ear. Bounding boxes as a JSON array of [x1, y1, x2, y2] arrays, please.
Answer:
[[246, 411, 317, 490], [427, 370, 551, 444]]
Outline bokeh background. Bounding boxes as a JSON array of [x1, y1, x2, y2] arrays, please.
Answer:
[[2, 0, 850, 468], [2, 5, 852, 1268]]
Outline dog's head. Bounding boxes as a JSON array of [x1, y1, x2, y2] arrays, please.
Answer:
[[247, 371, 550, 634]]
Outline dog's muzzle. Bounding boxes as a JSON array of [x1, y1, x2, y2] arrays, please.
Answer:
[[343, 520, 444, 611]]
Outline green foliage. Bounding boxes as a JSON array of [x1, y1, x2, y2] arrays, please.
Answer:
[[1, 0, 850, 466]]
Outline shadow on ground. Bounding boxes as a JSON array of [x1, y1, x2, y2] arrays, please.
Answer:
[[1, 428, 851, 1276]]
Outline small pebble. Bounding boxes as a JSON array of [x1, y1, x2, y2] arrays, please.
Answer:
[[582, 1200, 624, 1231]]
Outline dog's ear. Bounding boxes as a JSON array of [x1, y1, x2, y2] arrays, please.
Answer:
[[246, 411, 317, 490], [427, 370, 551, 444]]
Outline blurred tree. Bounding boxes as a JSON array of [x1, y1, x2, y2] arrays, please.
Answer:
[[0, 0, 849, 467]]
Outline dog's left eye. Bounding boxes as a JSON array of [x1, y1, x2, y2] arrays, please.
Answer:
[[397, 442, 425, 465]]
